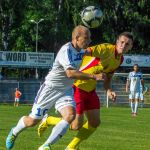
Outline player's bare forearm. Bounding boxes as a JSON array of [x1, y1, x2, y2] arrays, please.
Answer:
[[126, 80, 129, 92], [141, 79, 144, 89], [104, 75, 116, 101], [103, 75, 112, 92], [66, 69, 106, 81]]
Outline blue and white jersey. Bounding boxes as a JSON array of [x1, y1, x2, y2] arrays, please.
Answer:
[[127, 71, 143, 92], [45, 42, 84, 90]]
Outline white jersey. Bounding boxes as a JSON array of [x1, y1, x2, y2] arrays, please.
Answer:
[[45, 42, 85, 91], [127, 71, 143, 92]]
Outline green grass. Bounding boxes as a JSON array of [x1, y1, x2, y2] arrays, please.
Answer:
[[0, 105, 150, 150]]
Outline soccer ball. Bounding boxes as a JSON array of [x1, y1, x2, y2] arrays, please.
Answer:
[[81, 6, 103, 28]]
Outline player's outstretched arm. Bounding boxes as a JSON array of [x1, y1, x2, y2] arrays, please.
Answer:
[[66, 68, 106, 81], [104, 74, 116, 101], [126, 80, 129, 93], [141, 79, 144, 91]]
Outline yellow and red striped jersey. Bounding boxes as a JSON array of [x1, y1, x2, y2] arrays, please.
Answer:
[[74, 43, 124, 92]]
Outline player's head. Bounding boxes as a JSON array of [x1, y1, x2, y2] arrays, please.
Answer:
[[16, 88, 18, 91], [72, 25, 91, 50], [116, 32, 133, 54], [133, 64, 139, 72]]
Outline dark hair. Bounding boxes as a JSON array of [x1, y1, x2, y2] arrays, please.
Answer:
[[134, 64, 139, 67], [117, 32, 134, 42]]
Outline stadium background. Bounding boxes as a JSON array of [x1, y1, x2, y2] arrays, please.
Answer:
[[0, 1, 150, 150], [0, 0, 150, 105]]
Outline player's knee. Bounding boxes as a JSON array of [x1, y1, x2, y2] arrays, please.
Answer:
[[89, 119, 101, 128], [63, 113, 76, 124], [25, 117, 40, 127], [71, 123, 83, 130]]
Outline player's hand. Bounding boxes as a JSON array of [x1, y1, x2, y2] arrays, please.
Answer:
[[94, 73, 106, 81], [107, 90, 116, 102]]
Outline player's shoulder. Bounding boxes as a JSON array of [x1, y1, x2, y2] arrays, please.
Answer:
[[90, 43, 114, 49], [129, 71, 134, 75], [102, 43, 115, 50], [57, 42, 74, 58], [60, 42, 84, 54], [59, 42, 72, 52], [138, 71, 143, 74], [97, 43, 115, 49], [137, 71, 143, 76]]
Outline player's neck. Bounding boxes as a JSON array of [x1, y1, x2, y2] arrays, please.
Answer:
[[115, 48, 122, 57], [71, 42, 81, 52]]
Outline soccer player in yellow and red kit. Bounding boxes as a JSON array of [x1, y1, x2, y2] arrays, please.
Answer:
[[14, 88, 22, 107], [38, 32, 133, 150]]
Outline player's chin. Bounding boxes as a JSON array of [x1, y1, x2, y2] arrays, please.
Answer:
[[123, 49, 129, 54], [83, 45, 88, 49], [82, 44, 89, 49], [118, 49, 126, 54]]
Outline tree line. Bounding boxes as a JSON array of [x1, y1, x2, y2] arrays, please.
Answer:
[[0, 0, 150, 80], [1, 0, 150, 54]]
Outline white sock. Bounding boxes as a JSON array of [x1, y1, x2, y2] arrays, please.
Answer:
[[44, 119, 69, 145], [13, 116, 26, 136], [134, 101, 138, 113], [131, 102, 134, 113]]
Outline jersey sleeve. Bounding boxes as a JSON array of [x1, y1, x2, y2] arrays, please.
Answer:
[[58, 48, 76, 70]]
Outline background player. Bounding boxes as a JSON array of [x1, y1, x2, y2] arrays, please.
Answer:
[[14, 88, 22, 107], [139, 82, 144, 108], [126, 64, 144, 116], [6, 25, 105, 150], [38, 32, 133, 150]]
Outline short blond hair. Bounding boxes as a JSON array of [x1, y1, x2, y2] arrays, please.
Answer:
[[72, 25, 90, 40]]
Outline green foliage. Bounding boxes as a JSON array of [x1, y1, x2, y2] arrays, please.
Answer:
[[0, 0, 150, 53]]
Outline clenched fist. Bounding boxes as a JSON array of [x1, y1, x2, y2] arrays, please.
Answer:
[[107, 90, 117, 102]]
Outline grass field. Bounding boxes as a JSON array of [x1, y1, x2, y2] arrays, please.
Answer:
[[0, 105, 150, 150]]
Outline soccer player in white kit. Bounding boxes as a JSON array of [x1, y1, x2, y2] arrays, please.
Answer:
[[126, 64, 144, 116], [6, 25, 105, 150], [139, 82, 144, 108]]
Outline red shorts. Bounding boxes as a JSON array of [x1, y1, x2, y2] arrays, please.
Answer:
[[73, 86, 100, 115]]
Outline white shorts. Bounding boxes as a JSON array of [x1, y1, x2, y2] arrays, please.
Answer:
[[129, 92, 140, 100], [29, 84, 76, 119], [15, 98, 20, 102], [140, 93, 144, 101]]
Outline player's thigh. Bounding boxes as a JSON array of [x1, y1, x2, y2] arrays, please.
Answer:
[[23, 116, 41, 127], [30, 84, 61, 119], [140, 93, 144, 101], [85, 109, 100, 128], [59, 105, 76, 123], [15, 98, 18, 102], [129, 92, 135, 102], [55, 88, 76, 123], [16, 98, 20, 103], [135, 92, 140, 102]]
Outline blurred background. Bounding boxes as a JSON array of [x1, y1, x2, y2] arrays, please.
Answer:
[[0, 0, 149, 105]]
